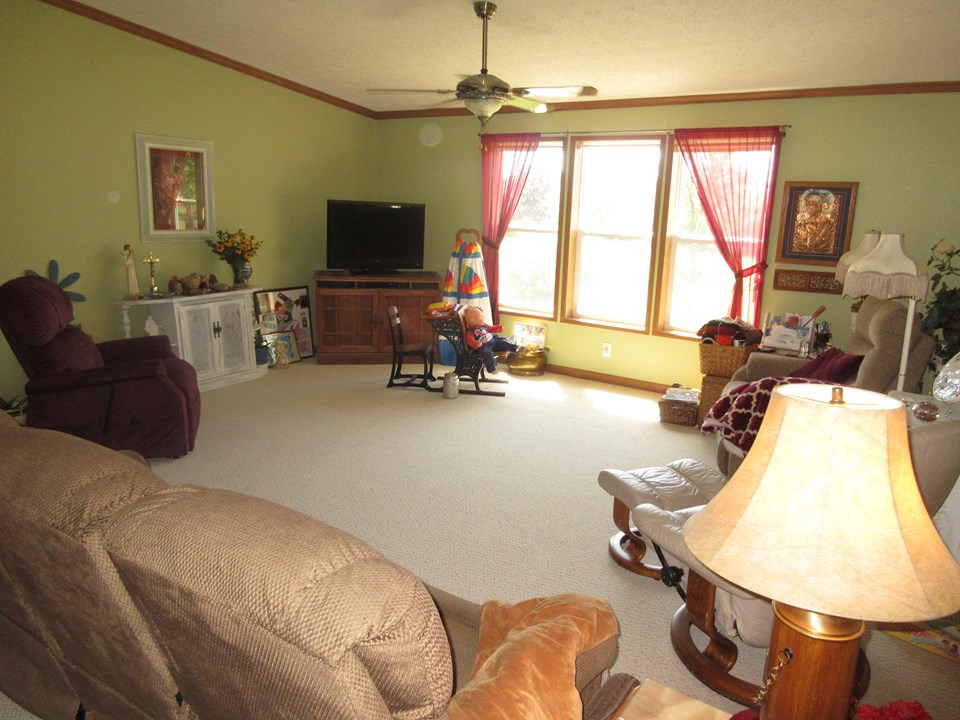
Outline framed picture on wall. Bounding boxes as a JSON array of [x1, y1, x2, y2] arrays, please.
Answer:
[[253, 286, 314, 358], [135, 134, 214, 242], [775, 181, 858, 266]]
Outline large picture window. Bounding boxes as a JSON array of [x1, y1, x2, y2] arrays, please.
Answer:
[[497, 128, 779, 336]]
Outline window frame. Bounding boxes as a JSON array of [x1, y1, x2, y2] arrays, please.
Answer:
[[496, 139, 567, 322], [499, 132, 744, 343], [560, 134, 667, 334]]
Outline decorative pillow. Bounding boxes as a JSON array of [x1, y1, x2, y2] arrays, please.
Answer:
[[446, 593, 619, 720], [788, 347, 864, 382]]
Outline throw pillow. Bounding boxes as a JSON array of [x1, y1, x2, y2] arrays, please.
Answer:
[[789, 347, 864, 382], [446, 593, 619, 720]]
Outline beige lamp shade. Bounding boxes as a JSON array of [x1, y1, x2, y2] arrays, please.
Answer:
[[684, 384, 960, 622], [841, 231, 928, 301], [835, 230, 879, 282]]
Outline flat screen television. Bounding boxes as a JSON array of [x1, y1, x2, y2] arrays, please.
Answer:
[[326, 199, 425, 274]]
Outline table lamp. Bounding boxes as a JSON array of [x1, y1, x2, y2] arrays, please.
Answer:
[[684, 384, 960, 720], [840, 232, 928, 391]]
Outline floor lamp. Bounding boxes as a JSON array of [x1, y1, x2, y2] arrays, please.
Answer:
[[684, 384, 960, 720], [834, 230, 880, 283], [840, 232, 928, 392]]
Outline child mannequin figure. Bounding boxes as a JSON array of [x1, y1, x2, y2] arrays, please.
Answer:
[[463, 306, 520, 374]]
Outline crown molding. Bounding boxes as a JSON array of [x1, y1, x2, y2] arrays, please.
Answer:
[[44, 0, 960, 123]]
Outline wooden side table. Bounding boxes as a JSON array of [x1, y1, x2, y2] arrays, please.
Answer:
[[613, 680, 731, 720]]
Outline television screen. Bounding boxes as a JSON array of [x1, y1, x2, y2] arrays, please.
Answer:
[[326, 200, 425, 273]]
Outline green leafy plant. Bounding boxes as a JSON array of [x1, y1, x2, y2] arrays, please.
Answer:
[[920, 240, 960, 371]]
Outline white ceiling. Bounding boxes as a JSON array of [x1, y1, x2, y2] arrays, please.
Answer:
[[77, 0, 960, 115]]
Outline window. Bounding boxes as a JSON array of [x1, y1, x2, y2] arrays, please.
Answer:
[[566, 137, 664, 329], [659, 149, 740, 333], [498, 131, 773, 337], [498, 141, 564, 316]]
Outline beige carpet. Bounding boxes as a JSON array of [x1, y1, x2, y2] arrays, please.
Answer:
[[2, 363, 957, 718]]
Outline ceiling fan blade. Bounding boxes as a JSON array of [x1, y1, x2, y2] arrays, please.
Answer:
[[506, 95, 547, 114], [367, 88, 457, 95], [513, 85, 598, 99]]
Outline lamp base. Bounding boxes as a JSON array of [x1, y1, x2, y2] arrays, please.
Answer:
[[759, 602, 864, 720]]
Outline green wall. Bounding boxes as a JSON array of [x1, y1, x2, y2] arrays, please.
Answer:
[[3, 0, 959, 400], [0, 0, 377, 399], [375, 94, 960, 388]]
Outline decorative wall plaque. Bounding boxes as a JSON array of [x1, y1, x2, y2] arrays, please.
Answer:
[[773, 269, 843, 295]]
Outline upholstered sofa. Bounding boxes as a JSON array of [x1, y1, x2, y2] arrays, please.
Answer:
[[0, 412, 623, 720]]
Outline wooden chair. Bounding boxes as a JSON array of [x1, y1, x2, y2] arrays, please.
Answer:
[[386, 305, 435, 388], [425, 309, 507, 397]]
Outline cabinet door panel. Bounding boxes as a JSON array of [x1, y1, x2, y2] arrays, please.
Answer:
[[180, 305, 216, 379], [217, 298, 251, 374], [316, 290, 378, 352]]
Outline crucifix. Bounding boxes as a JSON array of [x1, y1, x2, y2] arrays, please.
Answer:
[[142, 251, 162, 297]]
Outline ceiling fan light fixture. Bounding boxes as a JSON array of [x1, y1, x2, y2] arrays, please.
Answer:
[[463, 96, 505, 125]]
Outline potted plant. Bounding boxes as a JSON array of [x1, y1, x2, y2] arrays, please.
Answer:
[[253, 329, 271, 366], [920, 240, 960, 371]]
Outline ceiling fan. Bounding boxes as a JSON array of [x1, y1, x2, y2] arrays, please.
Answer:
[[370, 2, 597, 127]]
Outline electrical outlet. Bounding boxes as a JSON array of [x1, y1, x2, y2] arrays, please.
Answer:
[[601, 342, 612, 358]]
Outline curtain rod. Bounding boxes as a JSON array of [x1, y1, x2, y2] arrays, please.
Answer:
[[540, 124, 791, 139]]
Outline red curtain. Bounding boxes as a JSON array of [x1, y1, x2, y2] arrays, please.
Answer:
[[481, 132, 541, 323], [675, 127, 782, 327]]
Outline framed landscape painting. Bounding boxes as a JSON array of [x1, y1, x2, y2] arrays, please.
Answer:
[[775, 182, 858, 266]]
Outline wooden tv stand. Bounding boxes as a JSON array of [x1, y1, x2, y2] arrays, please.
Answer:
[[313, 270, 441, 364]]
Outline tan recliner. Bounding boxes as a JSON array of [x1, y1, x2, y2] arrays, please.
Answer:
[[716, 296, 935, 475]]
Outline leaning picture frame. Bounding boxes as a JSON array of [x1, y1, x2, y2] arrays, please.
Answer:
[[775, 181, 858, 266], [135, 133, 214, 242], [252, 286, 315, 358], [264, 330, 301, 367]]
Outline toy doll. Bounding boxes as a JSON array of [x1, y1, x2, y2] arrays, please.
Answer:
[[462, 306, 520, 374]]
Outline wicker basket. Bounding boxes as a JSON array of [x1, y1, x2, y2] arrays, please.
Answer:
[[698, 343, 758, 378], [698, 374, 731, 424], [659, 398, 698, 426]]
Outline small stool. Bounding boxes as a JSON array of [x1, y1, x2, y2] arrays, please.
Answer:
[[597, 459, 726, 588]]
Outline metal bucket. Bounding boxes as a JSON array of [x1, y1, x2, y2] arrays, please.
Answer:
[[442, 372, 459, 399]]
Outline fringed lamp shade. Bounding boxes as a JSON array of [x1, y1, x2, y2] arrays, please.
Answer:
[[835, 231, 879, 283], [841, 231, 928, 302], [684, 384, 960, 622], [840, 232, 928, 391]]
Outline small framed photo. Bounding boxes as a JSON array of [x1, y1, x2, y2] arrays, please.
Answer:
[[135, 134, 214, 242], [253, 286, 314, 358], [775, 182, 858, 266], [264, 330, 300, 366]]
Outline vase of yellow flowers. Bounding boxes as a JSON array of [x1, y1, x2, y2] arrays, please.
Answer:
[[207, 229, 262, 288]]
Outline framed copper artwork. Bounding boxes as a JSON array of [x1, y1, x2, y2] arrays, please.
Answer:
[[775, 182, 858, 265]]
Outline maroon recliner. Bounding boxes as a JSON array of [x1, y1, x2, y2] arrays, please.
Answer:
[[0, 276, 200, 457]]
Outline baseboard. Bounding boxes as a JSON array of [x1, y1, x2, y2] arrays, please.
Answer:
[[544, 363, 669, 394]]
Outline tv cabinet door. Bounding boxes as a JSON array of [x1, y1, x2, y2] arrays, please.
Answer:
[[316, 289, 378, 353], [379, 290, 437, 349]]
